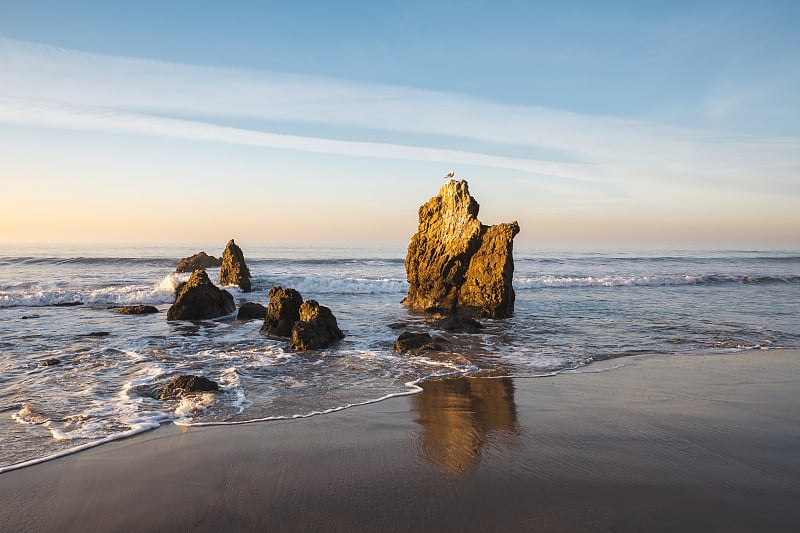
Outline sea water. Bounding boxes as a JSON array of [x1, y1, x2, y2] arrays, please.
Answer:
[[1, 246, 798, 471]]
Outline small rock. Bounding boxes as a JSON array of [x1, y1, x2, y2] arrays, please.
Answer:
[[159, 375, 219, 400], [237, 302, 267, 320], [176, 251, 222, 273], [430, 315, 483, 333], [53, 302, 83, 307], [21, 314, 41, 320], [115, 305, 159, 315], [393, 332, 443, 355], [38, 358, 61, 367], [81, 331, 111, 337]]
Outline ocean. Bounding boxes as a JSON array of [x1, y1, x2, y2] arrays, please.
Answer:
[[1, 245, 798, 472]]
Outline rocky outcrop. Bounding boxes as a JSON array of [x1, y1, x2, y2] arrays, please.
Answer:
[[219, 239, 252, 292], [237, 302, 267, 320], [175, 251, 222, 273], [159, 375, 219, 400], [290, 300, 345, 351], [404, 179, 519, 318], [114, 305, 159, 315], [166, 270, 236, 320], [261, 286, 304, 337], [393, 332, 443, 355]]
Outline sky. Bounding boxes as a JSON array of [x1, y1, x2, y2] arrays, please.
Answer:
[[0, 1, 798, 249]]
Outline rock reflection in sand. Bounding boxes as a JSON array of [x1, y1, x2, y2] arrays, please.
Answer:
[[413, 373, 518, 476]]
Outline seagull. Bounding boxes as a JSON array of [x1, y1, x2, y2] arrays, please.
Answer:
[[444, 171, 455, 179]]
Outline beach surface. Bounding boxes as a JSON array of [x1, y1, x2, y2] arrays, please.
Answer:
[[2, 349, 799, 532]]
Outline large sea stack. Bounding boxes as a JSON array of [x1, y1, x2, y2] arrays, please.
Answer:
[[404, 179, 519, 318], [219, 239, 252, 292], [166, 270, 236, 320]]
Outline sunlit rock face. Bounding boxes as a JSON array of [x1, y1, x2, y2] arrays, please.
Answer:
[[404, 180, 519, 318]]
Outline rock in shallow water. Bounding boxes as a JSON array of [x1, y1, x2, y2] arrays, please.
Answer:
[[430, 315, 483, 333], [114, 305, 159, 315], [219, 239, 252, 292], [393, 331, 444, 355], [404, 179, 519, 318], [166, 270, 235, 320], [261, 286, 303, 337], [159, 375, 219, 400], [290, 300, 345, 351], [237, 302, 267, 320]]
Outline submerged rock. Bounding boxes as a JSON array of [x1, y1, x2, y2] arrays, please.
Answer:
[[219, 239, 252, 292], [159, 374, 219, 400], [261, 286, 303, 337], [166, 270, 235, 320], [393, 331, 443, 355], [237, 301, 267, 320], [290, 300, 345, 351], [430, 315, 483, 333], [114, 305, 159, 315], [38, 358, 62, 367], [175, 251, 222, 273], [404, 179, 519, 318]]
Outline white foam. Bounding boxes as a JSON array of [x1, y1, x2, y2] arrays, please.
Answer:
[[0, 274, 185, 308]]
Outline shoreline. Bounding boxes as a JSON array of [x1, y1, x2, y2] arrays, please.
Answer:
[[2, 349, 799, 531]]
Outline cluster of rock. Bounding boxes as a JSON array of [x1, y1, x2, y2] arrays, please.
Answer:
[[261, 286, 344, 351], [404, 179, 519, 319], [167, 242, 345, 352]]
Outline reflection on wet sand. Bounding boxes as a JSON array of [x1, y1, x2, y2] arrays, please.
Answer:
[[413, 373, 518, 475]]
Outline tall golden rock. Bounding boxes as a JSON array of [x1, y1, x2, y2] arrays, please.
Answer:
[[404, 179, 519, 318]]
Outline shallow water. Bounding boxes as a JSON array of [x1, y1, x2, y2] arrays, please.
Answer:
[[0, 246, 798, 470]]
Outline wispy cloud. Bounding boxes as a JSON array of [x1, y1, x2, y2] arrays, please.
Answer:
[[1, 37, 797, 195]]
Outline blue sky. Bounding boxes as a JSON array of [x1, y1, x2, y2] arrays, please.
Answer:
[[0, 1, 798, 248]]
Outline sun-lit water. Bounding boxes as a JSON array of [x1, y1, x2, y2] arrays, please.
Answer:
[[0, 245, 798, 471]]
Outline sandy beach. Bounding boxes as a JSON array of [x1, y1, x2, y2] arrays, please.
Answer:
[[2, 349, 799, 532]]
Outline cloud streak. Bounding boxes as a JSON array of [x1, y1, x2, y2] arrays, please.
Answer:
[[0, 38, 797, 195]]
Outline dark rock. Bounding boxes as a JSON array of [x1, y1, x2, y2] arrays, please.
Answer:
[[53, 302, 83, 307], [166, 270, 236, 320], [393, 331, 443, 355], [81, 331, 111, 337], [158, 374, 219, 400], [261, 286, 303, 337], [237, 302, 267, 320], [219, 239, 252, 292], [430, 315, 483, 333], [176, 251, 222, 273], [21, 314, 41, 320], [404, 179, 519, 318], [38, 358, 61, 367], [114, 305, 159, 315], [290, 300, 345, 351]]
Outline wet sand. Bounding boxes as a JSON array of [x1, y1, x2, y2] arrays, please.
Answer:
[[1, 350, 799, 532]]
